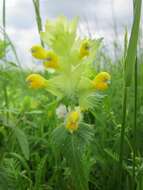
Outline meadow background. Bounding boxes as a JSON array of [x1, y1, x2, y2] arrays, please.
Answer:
[[0, 0, 135, 68], [0, 0, 143, 190]]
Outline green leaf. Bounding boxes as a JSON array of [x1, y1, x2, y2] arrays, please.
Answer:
[[0, 39, 9, 59], [8, 152, 31, 178], [67, 139, 88, 190], [51, 123, 93, 190], [34, 155, 48, 189], [13, 127, 30, 160], [0, 168, 9, 190], [125, 0, 142, 86]]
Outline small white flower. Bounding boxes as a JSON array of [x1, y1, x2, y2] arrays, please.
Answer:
[[56, 104, 67, 119]]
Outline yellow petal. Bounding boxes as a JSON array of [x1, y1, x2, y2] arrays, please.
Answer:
[[26, 74, 48, 89], [92, 72, 111, 90], [31, 45, 48, 60], [79, 39, 90, 58], [43, 51, 59, 69], [65, 110, 80, 133]]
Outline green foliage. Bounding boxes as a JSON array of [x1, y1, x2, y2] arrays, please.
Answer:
[[0, 47, 143, 190], [41, 16, 79, 55], [0, 39, 9, 59], [40, 17, 103, 111], [51, 123, 93, 190], [0, 5, 143, 190], [13, 127, 30, 160], [124, 0, 142, 86]]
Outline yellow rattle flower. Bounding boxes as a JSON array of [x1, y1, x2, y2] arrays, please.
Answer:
[[31, 45, 48, 60], [79, 40, 90, 58], [26, 74, 48, 89], [43, 51, 59, 69], [92, 72, 111, 90], [66, 110, 80, 133]]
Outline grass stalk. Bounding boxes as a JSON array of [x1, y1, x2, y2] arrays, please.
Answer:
[[2, 0, 9, 124], [118, 84, 128, 190], [118, 0, 142, 189], [32, 0, 44, 47], [132, 57, 137, 190], [0, 26, 21, 68], [132, 1, 138, 189]]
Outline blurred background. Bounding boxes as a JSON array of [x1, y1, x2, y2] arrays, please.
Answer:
[[0, 0, 138, 68]]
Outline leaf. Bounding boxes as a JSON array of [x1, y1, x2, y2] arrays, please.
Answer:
[[125, 0, 142, 86], [51, 123, 93, 190], [34, 155, 48, 189], [104, 148, 119, 162], [13, 127, 30, 160], [8, 152, 31, 178], [0, 168, 9, 190], [64, 134, 89, 190], [6, 61, 18, 68], [0, 39, 9, 59], [79, 91, 105, 110]]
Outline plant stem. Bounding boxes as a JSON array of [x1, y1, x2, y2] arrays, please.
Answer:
[[2, 0, 6, 30], [118, 23, 128, 190], [118, 84, 128, 190], [32, 0, 44, 47], [0, 26, 22, 68], [3, 0, 9, 124], [132, 1, 138, 189], [132, 57, 137, 190], [118, 0, 142, 188]]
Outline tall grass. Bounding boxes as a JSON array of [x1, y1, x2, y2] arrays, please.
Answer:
[[0, 26, 21, 67], [32, 0, 44, 47], [0, 1, 143, 190], [118, 0, 142, 189], [2, 0, 9, 124], [132, 1, 138, 189]]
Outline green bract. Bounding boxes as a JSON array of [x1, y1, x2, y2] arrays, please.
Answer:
[[40, 16, 103, 110]]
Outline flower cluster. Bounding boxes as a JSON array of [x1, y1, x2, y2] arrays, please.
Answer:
[[31, 45, 59, 69], [26, 16, 111, 133]]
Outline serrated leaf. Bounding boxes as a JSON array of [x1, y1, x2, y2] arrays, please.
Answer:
[[13, 127, 30, 160]]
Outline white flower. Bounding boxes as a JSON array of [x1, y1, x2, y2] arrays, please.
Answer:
[[56, 104, 67, 119]]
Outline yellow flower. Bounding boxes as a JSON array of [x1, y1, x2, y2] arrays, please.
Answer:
[[31, 45, 48, 60], [26, 74, 48, 89], [79, 40, 90, 58], [66, 110, 80, 133], [43, 51, 59, 69], [92, 72, 111, 90]]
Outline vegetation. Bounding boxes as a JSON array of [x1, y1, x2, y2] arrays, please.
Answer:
[[0, 0, 143, 190]]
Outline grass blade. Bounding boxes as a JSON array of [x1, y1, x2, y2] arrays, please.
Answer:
[[118, 0, 142, 189], [125, 0, 142, 87]]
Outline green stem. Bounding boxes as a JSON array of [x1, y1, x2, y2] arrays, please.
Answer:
[[0, 26, 22, 68], [132, 1, 137, 189], [32, 0, 44, 47], [132, 57, 137, 190], [2, 0, 9, 123], [118, 84, 128, 190], [118, 0, 142, 188], [3, 0, 6, 29], [118, 20, 129, 190]]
